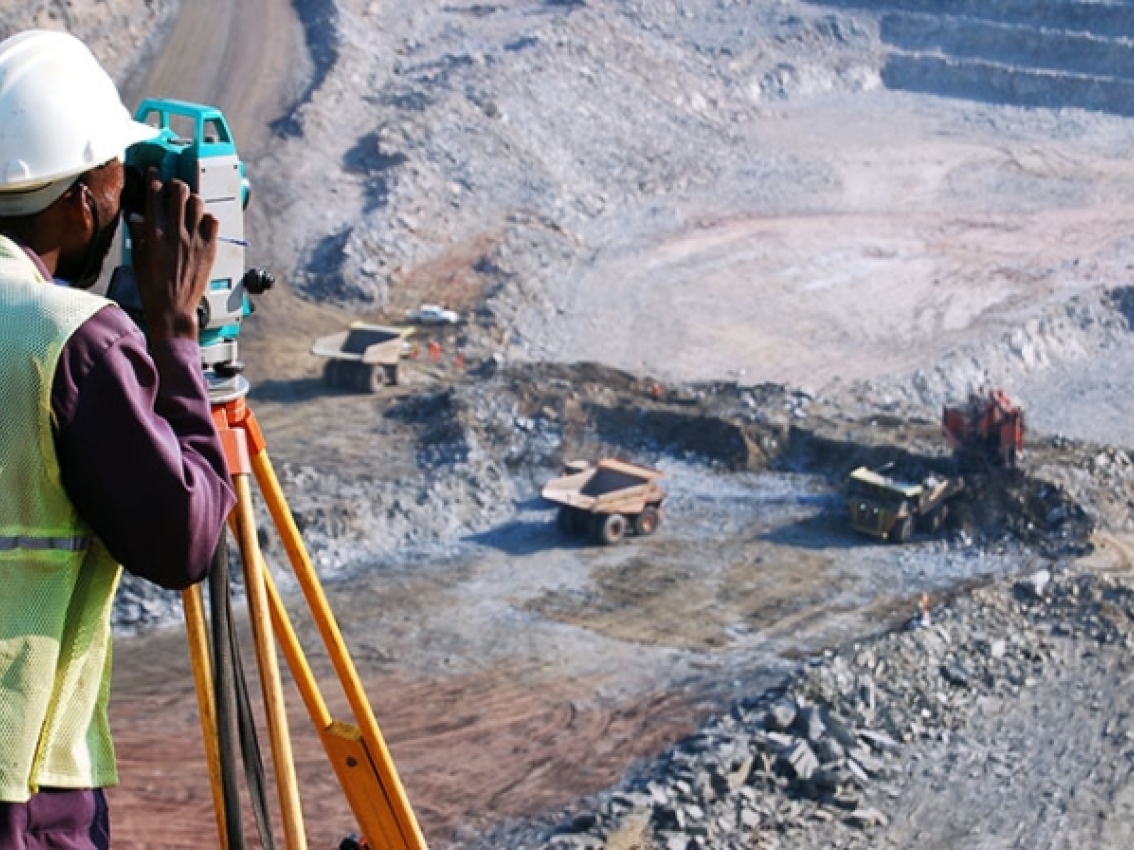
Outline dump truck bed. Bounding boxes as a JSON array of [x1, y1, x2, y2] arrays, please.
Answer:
[[311, 323, 411, 366], [541, 458, 665, 515], [312, 322, 415, 393]]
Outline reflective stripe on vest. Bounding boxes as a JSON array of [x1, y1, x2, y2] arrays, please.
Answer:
[[0, 535, 91, 552]]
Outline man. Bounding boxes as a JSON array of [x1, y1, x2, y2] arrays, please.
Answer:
[[0, 29, 236, 848]]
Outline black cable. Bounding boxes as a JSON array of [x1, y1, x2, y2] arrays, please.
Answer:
[[214, 521, 279, 850], [208, 537, 245, 850], [229, 581, 277, 850]]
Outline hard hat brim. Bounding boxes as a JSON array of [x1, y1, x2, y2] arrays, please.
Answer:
[[121, 117, 162, 153], [0, 118, 161, 216]]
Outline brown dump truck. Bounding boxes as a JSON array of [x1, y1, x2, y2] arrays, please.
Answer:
[[541, 458, 666, 545], [311, 322, 413, 393]]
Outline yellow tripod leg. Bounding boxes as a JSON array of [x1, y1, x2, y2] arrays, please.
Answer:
[[232, 473, 308, 850], [251, 450, 427, 850], [260, 556, 410, 850], [182, 584, 229, 850]]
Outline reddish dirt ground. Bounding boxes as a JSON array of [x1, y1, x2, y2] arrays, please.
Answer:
[[107, 623, 708, 848]]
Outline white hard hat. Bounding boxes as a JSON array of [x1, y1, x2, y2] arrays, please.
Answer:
[[0, 30, 159, 215]]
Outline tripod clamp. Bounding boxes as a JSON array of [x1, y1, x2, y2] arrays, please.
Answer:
[[206, 362, 250, 406]]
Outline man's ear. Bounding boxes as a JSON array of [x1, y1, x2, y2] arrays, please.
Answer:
[[36, 182, 93, 265], [49, 183, 96, 258], [59, 182, 91, 225]]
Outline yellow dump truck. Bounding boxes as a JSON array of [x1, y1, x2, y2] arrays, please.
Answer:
[[541, 458, 666, 545], [846, 465, 963, 543], [311, 322, 413, 393]]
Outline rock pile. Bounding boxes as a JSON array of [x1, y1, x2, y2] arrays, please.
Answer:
[[494, 563, 1134, 850]]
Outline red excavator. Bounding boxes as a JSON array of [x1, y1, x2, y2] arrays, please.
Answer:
[[942, 390, 1024, 468]]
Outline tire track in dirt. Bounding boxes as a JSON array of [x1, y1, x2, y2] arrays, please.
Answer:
[[1081, 531, 1134, 576], [127, 0, 303, 152], [107, 621, 711, 847]]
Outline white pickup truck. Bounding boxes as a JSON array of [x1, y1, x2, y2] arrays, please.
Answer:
[[406, 304, 461, 325]]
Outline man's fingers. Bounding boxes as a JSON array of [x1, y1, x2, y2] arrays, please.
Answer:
[[183, 194, 212, 239], [198, 211, 220, 244], [164, 179, 190, 238], [138, 174, 215, 247], [143, 167, 162, 227]]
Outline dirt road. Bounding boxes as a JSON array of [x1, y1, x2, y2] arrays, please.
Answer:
[[122, 0, 352, 388], [122, 0, 303, 152]]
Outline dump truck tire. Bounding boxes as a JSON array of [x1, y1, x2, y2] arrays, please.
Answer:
[[634, 507, 660, 536], [323, 360, 344, 388], [920, 505, 948, 534], [592, 513, 627, 545], [557, 506, 586, 537], [893, 516, 913, 544], [355, 363, 383, 393]]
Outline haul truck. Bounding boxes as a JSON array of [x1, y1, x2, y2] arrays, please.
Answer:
[[312, 322, 413, 393], [542, 458, 666, 545], [846, 465, 963, 544]]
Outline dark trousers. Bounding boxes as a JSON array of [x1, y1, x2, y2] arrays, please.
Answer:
[[0, 788, 109, 850]]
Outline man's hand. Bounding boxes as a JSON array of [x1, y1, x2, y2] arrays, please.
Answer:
[[127, 167, 219, 344]]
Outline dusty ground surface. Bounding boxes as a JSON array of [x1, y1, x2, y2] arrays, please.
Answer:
[[8, 1, 1134, 849]]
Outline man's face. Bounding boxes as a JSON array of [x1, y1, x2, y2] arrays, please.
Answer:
[[55, 159, 124, 289]]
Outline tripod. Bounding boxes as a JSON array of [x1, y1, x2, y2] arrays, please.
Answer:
[[179, 389, 427, 850]]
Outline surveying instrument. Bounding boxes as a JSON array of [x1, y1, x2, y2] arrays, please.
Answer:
[[108, 99, 427, 850]]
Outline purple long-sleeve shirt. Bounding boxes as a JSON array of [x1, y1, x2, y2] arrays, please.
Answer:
[[32, 248, 236, 590]]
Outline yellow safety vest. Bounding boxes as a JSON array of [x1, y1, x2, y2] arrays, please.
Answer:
[[0, 234, 121, 801]]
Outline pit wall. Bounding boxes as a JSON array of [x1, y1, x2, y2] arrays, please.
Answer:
[[809, 0, 1134, 115], [813, 0, 1134, 38]]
